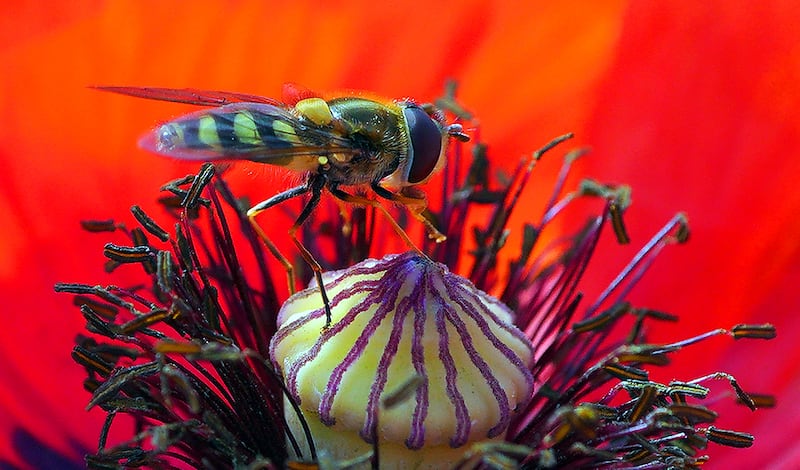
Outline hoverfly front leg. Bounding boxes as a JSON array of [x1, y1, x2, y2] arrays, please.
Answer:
[[246, 176, 334, 327], [371, 183, 447, 243], [328, 185, 424, 256]]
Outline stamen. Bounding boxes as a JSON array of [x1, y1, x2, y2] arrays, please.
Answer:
[[80, 219, 118, 232], [131, 205, 170, 242], [102, 242, 153, 264], [731, 323, 777, 339], [704, 426, 754, 448], [181, 162, 215, 209]]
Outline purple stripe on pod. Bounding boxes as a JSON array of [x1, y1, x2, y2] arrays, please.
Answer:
[[359, 280, 413, 442], [434, 292, 471, 447], [443, 300, 511, 438], [405, 266, 431, 449], [319, 272, 409, 425], [450, 283, 535, 398], [270, 252, 536, 458]]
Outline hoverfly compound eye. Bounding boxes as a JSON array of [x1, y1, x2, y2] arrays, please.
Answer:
[[402, 105, 444, 184]]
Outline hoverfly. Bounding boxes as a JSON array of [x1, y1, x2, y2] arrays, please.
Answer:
[[98, 84, 469, 326]]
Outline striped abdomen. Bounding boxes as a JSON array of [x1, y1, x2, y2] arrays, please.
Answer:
[[139, 103, 317, 166]]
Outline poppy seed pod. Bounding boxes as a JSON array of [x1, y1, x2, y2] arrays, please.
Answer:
[[271, 252, 535, 468]]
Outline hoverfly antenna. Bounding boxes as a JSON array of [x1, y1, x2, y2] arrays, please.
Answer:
[[447, 123, 470, 142]]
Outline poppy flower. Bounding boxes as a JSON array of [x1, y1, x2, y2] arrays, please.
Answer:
[[1, 0, 797, 468]]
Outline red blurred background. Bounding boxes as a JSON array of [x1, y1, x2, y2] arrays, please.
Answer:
[[2, 1, 798, 468]]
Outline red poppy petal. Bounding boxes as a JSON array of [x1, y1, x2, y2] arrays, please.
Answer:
[[579, 1, 800, 464], [4, 0, 793, 466]]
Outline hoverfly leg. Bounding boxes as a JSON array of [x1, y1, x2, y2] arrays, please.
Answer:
[[286, 177, 333, 327], [246, 183, 311, 297], [371, 183, 447, 243], [328, 186, 423, 256], [247, 178, 334, 328], [333, 197, 353, 237]]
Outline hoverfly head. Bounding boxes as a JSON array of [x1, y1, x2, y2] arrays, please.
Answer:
[[403, 101, 475, 187], [400, 103, 447, 185]]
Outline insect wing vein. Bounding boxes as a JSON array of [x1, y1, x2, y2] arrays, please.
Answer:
[[94, 86, 285, 107]]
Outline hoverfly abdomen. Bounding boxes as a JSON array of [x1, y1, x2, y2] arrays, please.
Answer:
[[142, 104, 311, 165]]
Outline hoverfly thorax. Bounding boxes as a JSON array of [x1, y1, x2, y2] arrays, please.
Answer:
[[319, 97, 407, 185]]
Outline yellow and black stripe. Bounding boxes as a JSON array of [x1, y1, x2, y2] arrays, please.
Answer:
[[166, 108, 303, 152]]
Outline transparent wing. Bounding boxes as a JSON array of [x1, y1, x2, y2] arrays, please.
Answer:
[[94, 86, 285, 107]]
